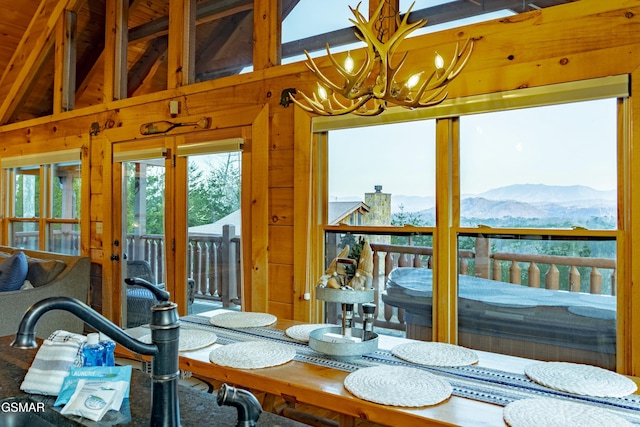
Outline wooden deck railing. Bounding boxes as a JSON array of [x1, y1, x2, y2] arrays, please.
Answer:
[[325, 240, 616, 333], [486, 252, 616, 295], [125, 224, 241, 308]]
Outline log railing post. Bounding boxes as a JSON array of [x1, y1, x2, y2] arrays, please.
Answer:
[[492, 259, 502, 281], [569, 265, 581, 292], [528, 262, 540, 288], [590, 267, 602, 295], [510, 261, 521, 285], [475, 236, 490, 279], [221, 225, 234, 307], [545, 264, 560, 290]]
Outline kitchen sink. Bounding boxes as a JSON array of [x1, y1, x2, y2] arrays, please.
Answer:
[[0, 396, 82, 427]]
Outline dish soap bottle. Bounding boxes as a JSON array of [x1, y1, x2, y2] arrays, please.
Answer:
[[82, 333, 104, 367], [99, 333, 116, 367]]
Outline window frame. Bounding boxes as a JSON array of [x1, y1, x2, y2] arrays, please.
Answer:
[[310, 74, 629, 363], [1, 148, 85, 255]]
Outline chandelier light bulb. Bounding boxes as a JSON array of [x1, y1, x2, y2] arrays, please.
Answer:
[[317, 83, 328, 101], [434, 52, 445, 70], [406, 73, 421, 89], [344, 52, 355, 74]]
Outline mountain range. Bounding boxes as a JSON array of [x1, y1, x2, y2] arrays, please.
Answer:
[[389, 184, 616, 224]]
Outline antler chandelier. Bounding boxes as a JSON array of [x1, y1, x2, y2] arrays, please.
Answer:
[[290, 2, 474, 116]]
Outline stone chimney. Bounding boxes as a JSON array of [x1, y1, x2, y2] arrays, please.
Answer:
[[364, 185, 391, 226]]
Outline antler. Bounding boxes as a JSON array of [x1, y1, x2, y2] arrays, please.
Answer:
[[289, 1, 474, 116]]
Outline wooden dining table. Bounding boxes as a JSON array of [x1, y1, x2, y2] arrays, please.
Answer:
[[118, 309, 606, 427]]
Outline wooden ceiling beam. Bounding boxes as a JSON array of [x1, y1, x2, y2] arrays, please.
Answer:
[[127, 35, 169, 97], [280, 0, 548, 59], [0, 0, 73, 124], [129, 0, 253, 44], [195, 11, 251, 79]]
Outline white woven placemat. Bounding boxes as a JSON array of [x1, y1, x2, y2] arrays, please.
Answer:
[[208, 311, 277, 328], [343, 365, 452, 407], [138, 328, 217, 352], [391, 342, 479, 367], [504, 397, 634, 427], [524, 361, 637, 397], [285, 324, 330, 342], [209, 341, 296, 369]]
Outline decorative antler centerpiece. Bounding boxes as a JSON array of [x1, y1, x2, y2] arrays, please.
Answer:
[[290, 1, 474, 116]]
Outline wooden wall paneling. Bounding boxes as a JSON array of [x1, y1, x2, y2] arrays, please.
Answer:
[[269, 301, 293, 321], [247, 105, 270, 313], [104, 0, 128, 102], [269, 108, 295, 188], [253, 0, 281, 70], [167, 0, 195, 88], [292, 106, 313, 322], [53, 9, 77, 114], [270, 104, 294, 149], [268, 225, 293, 266], [269, 187, 293, 226], [269, 147, 294, 188], [269, 263, 294, 306]]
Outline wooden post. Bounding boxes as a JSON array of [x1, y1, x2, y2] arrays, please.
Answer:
[[104, 0, 128, 101], [221, 224, 235, 307], [510, 261, 521, 285], [569, 265, 581, 292], [545, 264, 560, 290], [253, 0, 281, 70], [590, 267, 602, 295], [528, 262, 540, 288], [54, 10, 77, 113], [475, 236, 490, 279], [167, 0, 195, 88], [492, 259, 501, 282]]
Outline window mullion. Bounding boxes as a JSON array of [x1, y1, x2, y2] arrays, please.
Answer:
[[433, 117, 458, 344]]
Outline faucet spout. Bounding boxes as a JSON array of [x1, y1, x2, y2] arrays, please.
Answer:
[[12, 296, 181, 427], [12, 297, 157, 355], [217, 383, 262, 427]]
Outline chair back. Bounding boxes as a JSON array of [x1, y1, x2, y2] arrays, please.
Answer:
[[126, 260, 156, 285]]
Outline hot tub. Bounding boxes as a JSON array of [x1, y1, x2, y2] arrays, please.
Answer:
[[381, 267, 616, 369]]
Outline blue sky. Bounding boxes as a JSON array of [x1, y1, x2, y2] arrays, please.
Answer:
[[280, 2, 618, 200], [328, 98, 617, 200]]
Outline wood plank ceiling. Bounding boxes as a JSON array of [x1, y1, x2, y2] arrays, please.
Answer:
[[0, 0, 574, 125]]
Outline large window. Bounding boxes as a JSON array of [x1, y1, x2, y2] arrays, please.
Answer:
[[316, 76, 626, 369], [1, 150, 82, 255]]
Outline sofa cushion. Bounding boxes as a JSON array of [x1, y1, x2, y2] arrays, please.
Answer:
[[26, 257, 66, 287], [0, 251, 29, 292]]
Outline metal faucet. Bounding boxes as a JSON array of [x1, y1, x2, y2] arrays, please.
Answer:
[[217, 384, 262, 427], [12, 296, 180, 427]]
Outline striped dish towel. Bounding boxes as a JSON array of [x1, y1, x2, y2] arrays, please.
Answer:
[[20, 330, 86, 396]]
